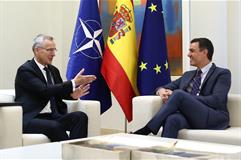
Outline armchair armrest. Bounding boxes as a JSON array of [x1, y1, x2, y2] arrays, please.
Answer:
[[0, 93, 15, 102], [63, 99, 101, 137], [0, 106, 23, 149], [127, 96, 163, 133], [227, 94, 241, 127]]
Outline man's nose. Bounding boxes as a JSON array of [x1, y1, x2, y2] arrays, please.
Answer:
[[187, 52, 191, 57]]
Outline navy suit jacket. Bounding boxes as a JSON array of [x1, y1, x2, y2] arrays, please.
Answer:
[[15, 59, 73, 127], [162, 63, 231, 129]]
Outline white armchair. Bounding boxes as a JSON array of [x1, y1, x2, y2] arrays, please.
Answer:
[[128, 94, 241, 146], [0, 89, 101, 149]]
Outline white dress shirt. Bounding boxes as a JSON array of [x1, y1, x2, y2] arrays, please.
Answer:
[[199, 62, 212, 88], [34, 58, 52, 114]]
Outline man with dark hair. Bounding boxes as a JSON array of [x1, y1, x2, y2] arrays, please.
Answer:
[[134, 38, 231, 138], [15, 34, 96, 141]]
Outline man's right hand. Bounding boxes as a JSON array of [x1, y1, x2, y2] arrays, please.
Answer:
[[74, 68, 96, 86]]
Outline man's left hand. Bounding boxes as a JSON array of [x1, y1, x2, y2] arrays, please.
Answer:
[[71, 84, 90, 99]]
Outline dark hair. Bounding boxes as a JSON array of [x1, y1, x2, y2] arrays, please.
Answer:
[[191, 38, 214, 60]]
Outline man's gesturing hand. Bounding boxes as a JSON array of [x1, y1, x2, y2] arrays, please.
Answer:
[[74, 68, 96, 86], [71, 84, 90, 99]]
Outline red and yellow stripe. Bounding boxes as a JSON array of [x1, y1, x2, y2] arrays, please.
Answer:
[[101, 0, 138, 121]]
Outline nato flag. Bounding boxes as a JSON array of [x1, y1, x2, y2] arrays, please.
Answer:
[[137, 0, 171, 95], [66, 0, 112, 113]]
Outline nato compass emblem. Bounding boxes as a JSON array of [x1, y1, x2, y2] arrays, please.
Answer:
[[73, 18, 103, 59]]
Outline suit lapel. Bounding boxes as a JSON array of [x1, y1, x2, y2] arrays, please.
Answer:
[[188, 71, 196, 83], [30, 59, 47, 83]]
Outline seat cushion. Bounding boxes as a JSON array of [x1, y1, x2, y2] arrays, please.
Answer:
[[0, 94, 15, 102], [178, 127, 241, 145], [22, 134, 50, 146]]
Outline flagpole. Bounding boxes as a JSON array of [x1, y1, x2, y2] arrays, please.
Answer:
[[125, 118, 128, 133]]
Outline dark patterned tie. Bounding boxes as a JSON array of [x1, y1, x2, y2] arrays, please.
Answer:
[[191, 69, 202, 95], [44, 67, 58, 114]]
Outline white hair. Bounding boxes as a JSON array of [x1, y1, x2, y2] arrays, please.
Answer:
[[32, 34, 54, 52]]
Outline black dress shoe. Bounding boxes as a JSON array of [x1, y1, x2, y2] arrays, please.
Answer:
[[133, 126, 151, 135]]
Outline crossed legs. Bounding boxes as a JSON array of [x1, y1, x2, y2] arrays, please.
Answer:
[[161, 113, 190, 138], [134, 90, 210, 138]]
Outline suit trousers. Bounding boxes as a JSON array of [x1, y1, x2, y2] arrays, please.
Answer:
[[147, 89, 218, 137], [23, 111, 88, 142], [161, 112, 190, 138]]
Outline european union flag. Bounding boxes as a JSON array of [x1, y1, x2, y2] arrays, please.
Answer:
[[137, 0, 171, 95], [66, 0, 112, 113]]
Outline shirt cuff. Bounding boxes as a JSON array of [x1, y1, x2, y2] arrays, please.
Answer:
[[71, 79, 76, 91]]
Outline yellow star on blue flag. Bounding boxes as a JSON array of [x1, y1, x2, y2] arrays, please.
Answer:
[[137, 0, 171, 95], [153, 64, 161, 74], [139, 61, 148, 71], [148, 3, 157, 12]]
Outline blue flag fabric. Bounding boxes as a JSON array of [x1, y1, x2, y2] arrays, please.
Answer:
[[137, 0, 171, 95], [66, 0, 112, 113]]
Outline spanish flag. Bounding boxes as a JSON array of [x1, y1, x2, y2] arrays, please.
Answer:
[[101, 0, 138, 122]]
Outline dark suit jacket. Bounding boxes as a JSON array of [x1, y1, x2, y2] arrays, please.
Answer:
[[162, 63, 231, 129], [15, 59, 73, 127]]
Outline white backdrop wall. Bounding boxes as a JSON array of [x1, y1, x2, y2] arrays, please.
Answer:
[[227, 0, 241, 94], [0, 1, 65, 88], [190, 1, 228, 68], [0, 0, 240, 131], [190, 0, 241, 94]]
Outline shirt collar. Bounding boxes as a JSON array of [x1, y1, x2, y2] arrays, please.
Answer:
[[34, 58, 46, 71], [199, 62, 212, 74]]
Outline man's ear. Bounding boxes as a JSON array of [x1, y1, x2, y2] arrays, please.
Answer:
[[33, 48, 40, 55], [202, 48, 208, 55], [34, 47, 40, 53]]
